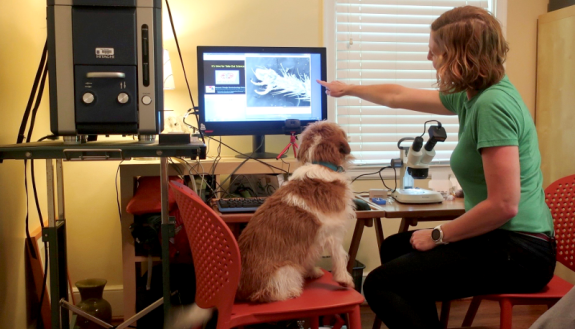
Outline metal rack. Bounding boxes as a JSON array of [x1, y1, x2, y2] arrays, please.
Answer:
[[0, 140, 206, 329]]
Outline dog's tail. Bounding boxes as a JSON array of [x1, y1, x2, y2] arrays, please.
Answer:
[[164, 303, 214, 329]]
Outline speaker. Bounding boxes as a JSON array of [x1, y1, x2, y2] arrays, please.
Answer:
[[47, 0, 163, 139]]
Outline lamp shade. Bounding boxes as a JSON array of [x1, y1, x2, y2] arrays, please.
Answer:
[[163, 49, 175, 90]]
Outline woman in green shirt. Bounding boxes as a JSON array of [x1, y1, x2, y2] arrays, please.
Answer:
[[319, 6, 555, 329]]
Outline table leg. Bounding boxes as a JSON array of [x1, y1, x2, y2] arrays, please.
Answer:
[[160, 158, 172, 316], [398, 218, 413, 233], [374, 218, 384, 250], [347, 219, 365, 273], [46, 159, 70, 329]]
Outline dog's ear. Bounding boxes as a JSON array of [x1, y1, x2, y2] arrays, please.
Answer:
[[339, 140, 351, 156]]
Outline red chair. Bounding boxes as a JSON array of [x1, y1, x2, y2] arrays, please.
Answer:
[[461, 174, 575, 329], [170, 181, 364, 329]]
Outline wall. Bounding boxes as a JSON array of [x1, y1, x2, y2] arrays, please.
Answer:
[[0, 0, 558, 326], [505, 0, 549, 118]]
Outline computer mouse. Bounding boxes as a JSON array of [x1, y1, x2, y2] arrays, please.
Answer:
[[353, 198, 371, 211]]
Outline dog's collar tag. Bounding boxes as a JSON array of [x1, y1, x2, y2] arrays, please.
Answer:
[[313, 161, 344, 172]]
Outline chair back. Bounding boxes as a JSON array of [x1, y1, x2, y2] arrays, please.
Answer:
[[170, 181, 241, 326], [544, 174, 575, 272]]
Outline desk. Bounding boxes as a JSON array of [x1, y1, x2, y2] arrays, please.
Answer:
[[385, 198, 466, 232], [216, 207, 387, 274], [0, 140, 206, 329]]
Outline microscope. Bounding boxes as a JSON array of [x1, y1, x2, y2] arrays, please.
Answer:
[[391, 124, 447, 203]]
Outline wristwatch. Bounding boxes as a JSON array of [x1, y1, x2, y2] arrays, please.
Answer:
[[431, 225, 448, 245]]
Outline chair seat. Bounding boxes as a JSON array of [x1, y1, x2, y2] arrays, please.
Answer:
[[230, 269, 365, 327], [480, 275, 574, 300]]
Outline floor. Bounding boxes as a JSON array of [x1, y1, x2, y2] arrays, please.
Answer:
[[361, 298, 548, 329], [111, 298, 548, 328]]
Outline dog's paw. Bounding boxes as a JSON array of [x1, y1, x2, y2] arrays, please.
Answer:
[[307, 266, 325, 279], [334, 272, 355, 289]]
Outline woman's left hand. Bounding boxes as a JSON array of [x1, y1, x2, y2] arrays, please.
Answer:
[[410, 229, 437, 251]]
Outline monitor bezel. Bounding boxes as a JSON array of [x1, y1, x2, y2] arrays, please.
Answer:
[[196, 45, 328, 136]]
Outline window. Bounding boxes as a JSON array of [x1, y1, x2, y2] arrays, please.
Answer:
[[324, 0, 505, 167]]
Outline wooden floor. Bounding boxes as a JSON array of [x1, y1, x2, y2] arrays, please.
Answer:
[[111, 298, 548, 328], [361, 298, 548, 329]]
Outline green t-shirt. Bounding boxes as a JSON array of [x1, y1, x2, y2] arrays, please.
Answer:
[[439, 76, 553, 235]]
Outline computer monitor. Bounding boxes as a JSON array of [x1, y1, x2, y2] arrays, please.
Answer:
[[197, 46, 327, 158]]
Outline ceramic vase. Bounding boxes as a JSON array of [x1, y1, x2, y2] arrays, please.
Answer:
[[74, 279, 112, 329]]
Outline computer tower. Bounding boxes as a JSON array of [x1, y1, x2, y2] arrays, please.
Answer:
[[47, 0, 163, 140]]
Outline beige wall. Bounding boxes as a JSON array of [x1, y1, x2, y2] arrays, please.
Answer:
[[0, 0, 559, 326], [506, 0, 550, 118]]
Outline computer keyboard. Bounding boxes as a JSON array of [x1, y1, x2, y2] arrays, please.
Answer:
[[216, 197, 268, 213]]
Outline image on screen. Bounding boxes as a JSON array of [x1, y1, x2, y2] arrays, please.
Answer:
[[245, 56, 311, 108], [197, 46, 327, 137]]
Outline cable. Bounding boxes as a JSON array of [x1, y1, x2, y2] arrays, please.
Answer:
[[115, 160, 124, 221], [17, 40, 48, 144], [352, 166, 395, 191], [203, 136, 289, 174], [420, 120, 442, 137], [164, 0, 205, 144]]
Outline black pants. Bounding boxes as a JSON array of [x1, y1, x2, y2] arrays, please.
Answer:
[[363, 229, 556, 329]]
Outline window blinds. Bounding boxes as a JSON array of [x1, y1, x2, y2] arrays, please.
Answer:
[[329, 0, 493, 166]]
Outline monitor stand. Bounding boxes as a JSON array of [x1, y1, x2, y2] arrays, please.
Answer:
[[235, 135, 287, 159]]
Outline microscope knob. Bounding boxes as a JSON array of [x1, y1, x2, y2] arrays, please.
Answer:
[[117, 92, 130, 104], [82, 92, 95, 104]]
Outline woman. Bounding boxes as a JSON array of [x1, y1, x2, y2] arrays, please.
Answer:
[[318, 6, 555, 329]]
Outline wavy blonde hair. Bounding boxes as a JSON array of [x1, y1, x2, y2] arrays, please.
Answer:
[[431, 6, 509, 94]]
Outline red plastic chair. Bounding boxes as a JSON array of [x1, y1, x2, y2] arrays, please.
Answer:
[[170, 181, 365, 329], [461, 175, 575, 329]]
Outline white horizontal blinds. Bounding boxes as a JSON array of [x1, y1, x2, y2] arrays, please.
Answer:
[[334, 0, 491, 165]]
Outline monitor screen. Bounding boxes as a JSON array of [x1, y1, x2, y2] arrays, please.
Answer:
[[197, 46, 327, 141]]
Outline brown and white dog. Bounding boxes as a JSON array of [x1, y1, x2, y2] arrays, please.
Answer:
[[236, 120, 356, 302], [164, 121, 356, 328]]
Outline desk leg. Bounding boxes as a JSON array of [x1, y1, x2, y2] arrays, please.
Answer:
[[46, 159, 70, 329], [398, 218, 414, 233], [120, 167, 137, 320], [374, 218, 384, 250], [347, 219, 365, 273], [160, 158, 172, 316]]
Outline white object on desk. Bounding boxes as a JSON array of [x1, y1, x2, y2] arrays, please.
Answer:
[[392, 188, 444, 204]]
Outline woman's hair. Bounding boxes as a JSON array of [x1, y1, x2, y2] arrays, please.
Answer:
[[431, 6, 509, 94]]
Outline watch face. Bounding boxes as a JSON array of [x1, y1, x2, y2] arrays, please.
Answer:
[[431, 228, 441, 240]]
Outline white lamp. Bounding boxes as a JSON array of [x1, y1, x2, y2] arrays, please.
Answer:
[[163, 49, 175, 90]]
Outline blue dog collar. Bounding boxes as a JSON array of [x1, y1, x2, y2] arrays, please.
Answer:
[[313, 161, 345, 172]]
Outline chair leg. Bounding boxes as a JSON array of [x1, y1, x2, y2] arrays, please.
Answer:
[[310, 316, 320, 329], [500, 299, 513, 329], [372, 317, 382, 329], [439, 300, 450, 329], [348, 305, 362, 329], [462, 296, 482, 327]]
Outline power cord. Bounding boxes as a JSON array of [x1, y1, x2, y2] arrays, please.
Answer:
[[164, 0, 205, 144], [351, 165, 397, 192]]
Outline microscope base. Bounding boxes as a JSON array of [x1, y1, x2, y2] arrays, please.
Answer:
[[392, 188, 444, 204]]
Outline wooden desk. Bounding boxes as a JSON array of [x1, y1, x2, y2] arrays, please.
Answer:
[[217, 207, 387, 274], [384, 198, 466, 232], [216, 199, 466, 275]]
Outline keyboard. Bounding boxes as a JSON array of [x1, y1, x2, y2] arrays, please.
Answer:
[[216, 197, 268, 213]]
